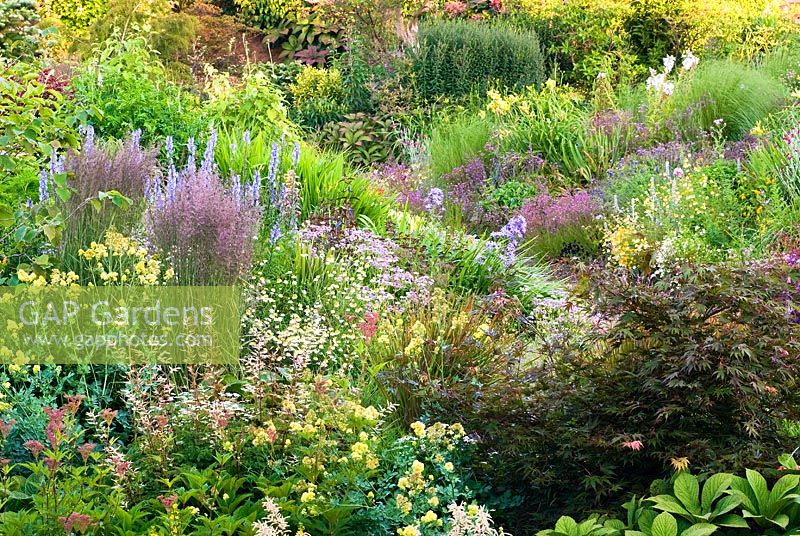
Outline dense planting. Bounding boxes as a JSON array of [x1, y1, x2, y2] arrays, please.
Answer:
[[3, 1, 800, 535]]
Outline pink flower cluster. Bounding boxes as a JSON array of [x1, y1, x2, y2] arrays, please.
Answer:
[[517, 189, 599, 236]]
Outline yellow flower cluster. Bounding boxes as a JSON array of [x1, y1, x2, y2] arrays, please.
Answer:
[[605, 213, 653, 269], [17, 267, 80, 287], [486, 90, 518, 116], [79, 229, 174, 286]]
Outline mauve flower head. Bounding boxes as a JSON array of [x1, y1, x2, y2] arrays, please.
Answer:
[[424, 187, 444, 213], [518, 189, 600, 236], [145, 132, 263, 283]]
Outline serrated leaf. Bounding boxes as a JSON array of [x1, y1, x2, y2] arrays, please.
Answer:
[[651, 512, 678, 536]]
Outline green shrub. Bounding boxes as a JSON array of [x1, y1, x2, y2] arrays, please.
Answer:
[[519, 0, 791, 87], [0, 61, 81, 205], [233, 0, 303, 29], [412, 19, 544, 101], [314, 112, 399, 168], [288, 65, 347, 126], [39, 0, 107, 32], [85, 0, 198, 64], [203, 69, 296, 138], [0, 0, 41, 58], [520, 0, 642, 86], [71, 37, 203, 145], [670, 59, 788, 139]]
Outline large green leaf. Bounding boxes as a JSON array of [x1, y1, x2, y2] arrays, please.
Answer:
[[651, 495, 691, 517], [680, 524, 717, 536], [674, 473, 701, 515], [701, 473, 732, 512], [745, 469, 769, 511], [554, 516, 579, 536], [651, 512, 678, 536], [766, 474, 799, 516]]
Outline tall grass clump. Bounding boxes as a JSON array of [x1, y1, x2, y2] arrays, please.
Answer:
[[41, 127, 159, 271], [429, 113, 492, 178], [412, 19, 544, 101], [671, 59, 788, 139]]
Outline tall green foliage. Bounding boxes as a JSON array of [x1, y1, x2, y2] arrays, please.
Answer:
[[412, 19, 545, 101], [670, 60, 788, 139], [70, 37, 203, 145]]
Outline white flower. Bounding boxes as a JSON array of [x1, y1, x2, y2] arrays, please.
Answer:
[[663, 55, 676, 74], [682, 50, 699, 71]]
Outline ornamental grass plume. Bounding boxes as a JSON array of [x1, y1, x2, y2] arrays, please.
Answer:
[[145, 131, 262, 284], [40, 126, 161, 270]]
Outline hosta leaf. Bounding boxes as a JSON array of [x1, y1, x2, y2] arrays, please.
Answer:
[[680, 524, 717, 536], [674, 473, 701, 514], [651, 512, 678, 536], [714, 513, 748, 528], [745, 469, 769, 511], [554, 516, 579, 536], [701, 473, 732, 511]]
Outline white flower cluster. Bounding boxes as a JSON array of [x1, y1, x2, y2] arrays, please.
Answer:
[[646, 51, 699, 97]]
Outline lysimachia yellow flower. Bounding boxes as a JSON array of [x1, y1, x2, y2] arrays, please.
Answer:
[[397, 525, 420, 536], [410, 421, 426, 438], [411, 460, 425, 474], [420, 510, 438, 524], [396, 494, 413, 515], [350, 441, 369, 460]]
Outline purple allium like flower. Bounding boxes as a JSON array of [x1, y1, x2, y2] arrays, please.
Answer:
[[424, 187, 444, 213], [487, 214, 528, 266], [243, 130, 251, 146]]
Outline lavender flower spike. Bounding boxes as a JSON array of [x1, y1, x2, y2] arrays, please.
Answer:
[[292, 141, 300, 169], [38, 169, 49, 201]]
